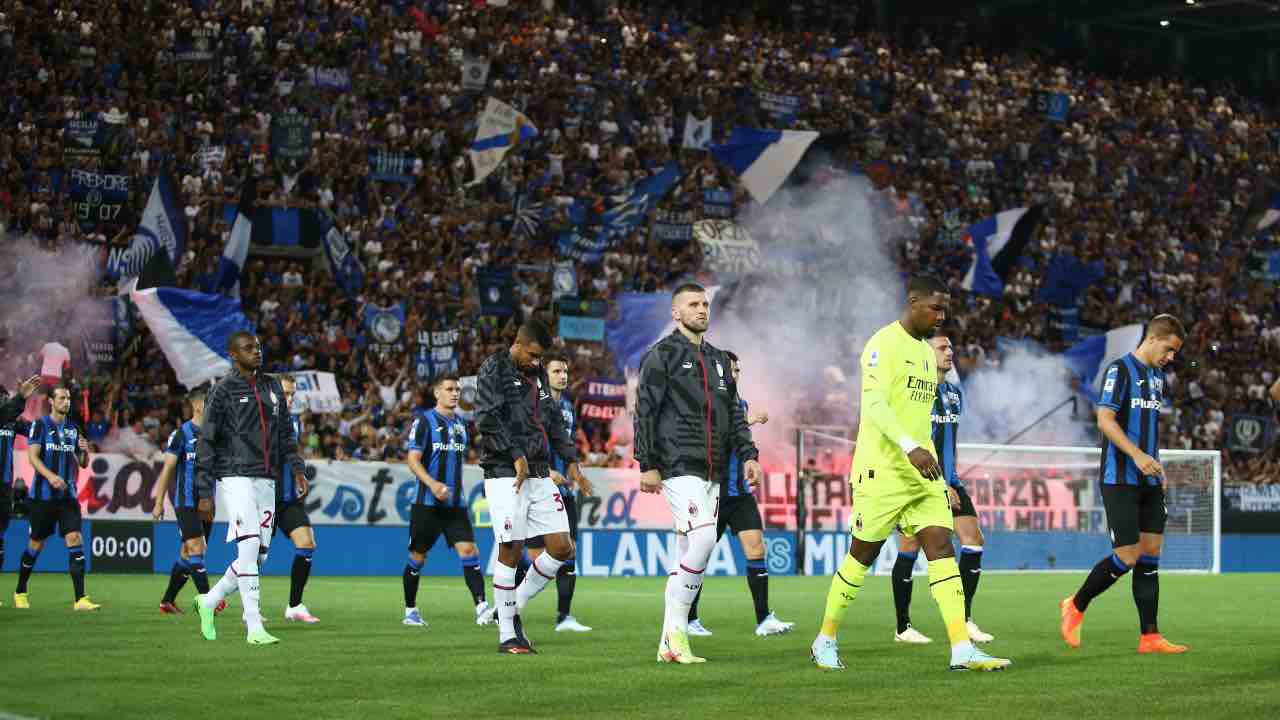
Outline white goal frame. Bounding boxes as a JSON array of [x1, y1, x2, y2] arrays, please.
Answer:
[[794, 432, 1222, 574], [957, 444, 1219, 574]]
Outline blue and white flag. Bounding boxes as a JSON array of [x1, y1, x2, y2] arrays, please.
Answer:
[[322, 221, 364, 298], [710, 128, 819, 205], [468, 97, 538, 186], [112, 172, 186, 292], [605, 286, 720, 373], [212, 178, 257, 298], [1063, 324, 1144, 403], [558, 162, 682, 263], [363, 302, 406, 345], [130, 284, 255, 389], [683, 113, 712, 150], [961, 205, 1043, 296]]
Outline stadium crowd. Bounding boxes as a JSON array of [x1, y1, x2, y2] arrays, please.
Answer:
[[0, 0, 1278, 484]]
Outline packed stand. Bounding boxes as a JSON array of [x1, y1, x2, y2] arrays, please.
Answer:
[[0, 0, 1278, 484]]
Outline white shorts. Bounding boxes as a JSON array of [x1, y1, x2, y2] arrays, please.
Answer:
[[484, 476, 569, 544], [219, 476, 276, 547], [663, 475, 719, 533]]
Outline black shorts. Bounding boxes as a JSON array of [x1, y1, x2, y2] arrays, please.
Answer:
[[951, 484, 977, 518], [29, 499, 82, 542], [717, 495, 763, 538], [274, 501, 312, 537], [408, 505, 475, 553], [526, 494, 578, 548], [175, 508, 214, 542], [1101, 483, 1167, 548]]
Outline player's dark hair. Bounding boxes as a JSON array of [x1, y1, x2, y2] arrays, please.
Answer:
[[1147, 314, 1186, 341], [725, 350, 739, 363], [227, 330, 256, 352], [671, 282, 706, 304], [517, 319, 552, 349], [907, 274, 948, 297], [432, 373, 460, 388], [50, 383, 72, 400], [187, 386, 208, 405], [544, 351, 569, 367]]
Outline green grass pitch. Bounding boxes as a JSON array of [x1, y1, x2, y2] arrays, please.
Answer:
[[1, 573, 1276, 719]]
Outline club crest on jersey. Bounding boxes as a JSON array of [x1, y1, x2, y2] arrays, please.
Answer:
[[716, 361, 723, 377], [868, 350, 879, 367], [945, 390, 960, 406], [688, 500, 698, 518]]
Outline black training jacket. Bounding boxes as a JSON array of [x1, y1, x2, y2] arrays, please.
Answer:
[[633, 330, 758, 483], [0, 390, 25, 427], [196, 369, 301, 486], [475, 349, 577, 479]]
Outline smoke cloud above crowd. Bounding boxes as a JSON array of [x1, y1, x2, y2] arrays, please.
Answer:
[[702, 171, 1088, 472]]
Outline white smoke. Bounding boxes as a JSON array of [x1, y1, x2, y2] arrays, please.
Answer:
[[960, 347, 1090, 446], [703, 171, 1090, 468], [706, 172, 901, 466], [0, 233, 109, 406]]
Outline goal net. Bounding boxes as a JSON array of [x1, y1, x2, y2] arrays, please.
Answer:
[[794, 432, 1221, 573]]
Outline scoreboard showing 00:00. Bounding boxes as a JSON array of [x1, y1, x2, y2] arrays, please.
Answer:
[[89, 521, 154, 573]]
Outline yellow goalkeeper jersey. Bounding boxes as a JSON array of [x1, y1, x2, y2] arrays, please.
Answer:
[[852, 320, 938, 484]]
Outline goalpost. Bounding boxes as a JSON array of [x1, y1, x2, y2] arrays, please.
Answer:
[[794, 431, 1222, 574]]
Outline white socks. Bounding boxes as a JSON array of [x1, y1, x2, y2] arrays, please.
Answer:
[[494, 562, 518, 642], [231, 538, 264, 634], [664, 525, 715, 634], [204, 565, 239, 608], [516, 553, 565, 613]]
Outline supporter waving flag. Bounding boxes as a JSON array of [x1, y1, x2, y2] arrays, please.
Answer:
[[468, 97, 538, 186], [960, 205, 1043, 297], [211, 177, 258, 298]]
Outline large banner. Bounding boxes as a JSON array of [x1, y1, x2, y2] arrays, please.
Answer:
[[306, 66, 352, 92], [174, 26, 219, 62], [285, 371, 342, 413], [67, 169, 131, 232], [1227, 415, 1272, 455], [651, 208, 695, 244], [368, 151, 417, 184], [270, 113, 313, 174], [694, 219, 764, 275], [63, 115, 129, 161], [577, 378, 626, 422], [755, 89, 802, 126], [20, 454, 674, 531]]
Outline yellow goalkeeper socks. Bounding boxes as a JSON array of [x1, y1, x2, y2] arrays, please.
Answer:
[[820, 554, 870, 637], [928, 557, 970, 647]]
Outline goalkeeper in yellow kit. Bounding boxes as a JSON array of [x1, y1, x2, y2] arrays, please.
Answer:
[[810, 276, 1011, 672]]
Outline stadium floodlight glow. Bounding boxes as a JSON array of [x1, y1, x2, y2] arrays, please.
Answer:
[[1160, 19, 1171, 26], [1185, 0, 1195, 5]]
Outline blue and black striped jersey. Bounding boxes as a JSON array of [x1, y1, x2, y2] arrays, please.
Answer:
[[1097, 354, 1165, 486], [723, 398, 752, 498], [28, 415, 82, 501], [550, 394, 576, 497], [931, 381, 963, 488], [277, 414, 305, 504], [164, 421, 202, 509], [1, 420, 30, 490], [408, 409, 468, 507]]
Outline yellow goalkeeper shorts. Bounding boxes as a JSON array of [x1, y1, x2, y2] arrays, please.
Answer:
[[850, 468, 954, 542]]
